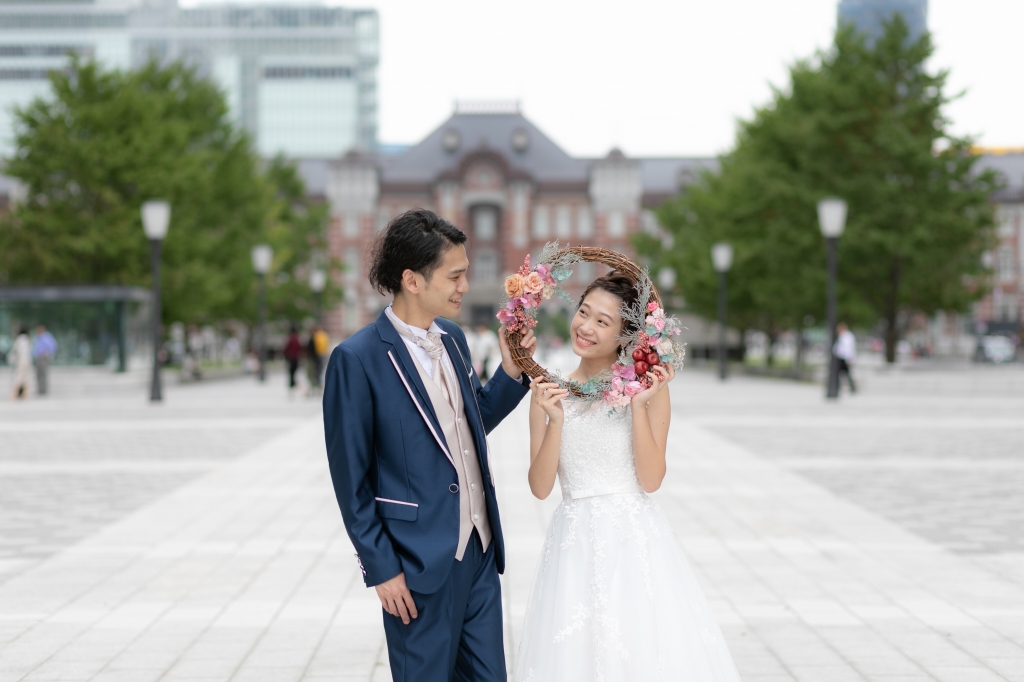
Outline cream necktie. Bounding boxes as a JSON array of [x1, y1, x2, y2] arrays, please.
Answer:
[[415, 332, 454, 408]]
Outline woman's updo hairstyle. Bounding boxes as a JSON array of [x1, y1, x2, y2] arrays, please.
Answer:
[[577, 270, 641, 337]]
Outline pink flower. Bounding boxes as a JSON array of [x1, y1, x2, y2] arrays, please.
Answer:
[[497, 308, 516, 325], [623, 381, 644, 397], [611, 376, 623, 392], [646, 315, 666, 331], [656, 337, 674, 356], [524, 271, 544, 294], [517, 295, 540, 309], [620, 364, 637, 381], [647, 301, 659, 312]]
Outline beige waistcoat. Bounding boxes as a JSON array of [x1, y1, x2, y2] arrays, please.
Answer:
[[407, 347, 492, 561]]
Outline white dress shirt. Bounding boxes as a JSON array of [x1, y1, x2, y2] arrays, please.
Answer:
[[385, 305, 449, 380], [833, 330, 856, 361]]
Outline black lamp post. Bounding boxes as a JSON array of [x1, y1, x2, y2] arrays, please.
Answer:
[[309, 268, 327, 323], [251, 244, 273, 383], [142, 200, 170, 402], [711, 242, 733, 381], [818, 197, 848, 400]]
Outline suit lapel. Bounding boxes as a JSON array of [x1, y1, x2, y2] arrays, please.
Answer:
[[374, 311, 440, 428]]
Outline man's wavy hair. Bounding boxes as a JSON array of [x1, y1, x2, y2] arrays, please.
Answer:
[[368, 209, 467, 295]]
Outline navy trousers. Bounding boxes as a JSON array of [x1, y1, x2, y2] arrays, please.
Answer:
[[382, 531, 506, 682]]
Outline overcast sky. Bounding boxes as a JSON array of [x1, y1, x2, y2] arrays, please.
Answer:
[[185, 0, 1024, 158]]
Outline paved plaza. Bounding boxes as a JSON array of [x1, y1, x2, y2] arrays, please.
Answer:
[[1, 362, 1023, 681]]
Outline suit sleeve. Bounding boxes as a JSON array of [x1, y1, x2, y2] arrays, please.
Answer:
[[323, 344, 403, 587]]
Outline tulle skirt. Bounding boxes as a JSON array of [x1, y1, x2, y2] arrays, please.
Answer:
[[514, 492, 741, 681]]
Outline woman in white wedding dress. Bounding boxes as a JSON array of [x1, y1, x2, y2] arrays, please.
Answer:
[[516, 272, 741, 681]]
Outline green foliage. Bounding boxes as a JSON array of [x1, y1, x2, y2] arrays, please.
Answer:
[[260, 156, 341, 322], [0, 58, 336, 327], [639, 17, 998, 362]]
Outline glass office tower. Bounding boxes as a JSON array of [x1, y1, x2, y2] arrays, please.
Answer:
[[837, 0, 928, 42], [0, 0, 378, 158]]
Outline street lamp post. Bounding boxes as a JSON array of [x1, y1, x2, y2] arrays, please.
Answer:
[[656, 267, 676, 295], [817, 197, 848, 400], [711, 242, 733, 381], [309, 268, 327, 323], [251, 244, 273, 383], [141, 200, 170, 402]]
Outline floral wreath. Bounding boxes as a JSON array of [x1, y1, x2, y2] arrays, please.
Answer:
[[497, 242, 685, 411]]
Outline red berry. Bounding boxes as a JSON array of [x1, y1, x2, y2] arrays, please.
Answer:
[[634, 360, 649, 375], [646, 352, 660, 365], [632, 349, 646, 362]]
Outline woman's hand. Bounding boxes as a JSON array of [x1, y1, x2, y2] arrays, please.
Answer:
[[631, 364, 675, 406], [529, 376, 569, 422]]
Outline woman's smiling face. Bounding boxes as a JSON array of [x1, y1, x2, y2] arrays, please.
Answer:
[[570, 288, 623, 359]]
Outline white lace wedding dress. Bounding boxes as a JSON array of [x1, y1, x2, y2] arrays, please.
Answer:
[[514, 399, 741, 681]]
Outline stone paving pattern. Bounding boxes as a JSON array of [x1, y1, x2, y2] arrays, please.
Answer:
[[0, 373, 317, 588], [0, 364, 1022, 681]]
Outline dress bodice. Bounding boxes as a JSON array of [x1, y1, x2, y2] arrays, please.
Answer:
[[557, 400, 641, 497]]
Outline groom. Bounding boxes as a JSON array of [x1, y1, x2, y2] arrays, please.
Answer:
[[323, 209, 536, 682]]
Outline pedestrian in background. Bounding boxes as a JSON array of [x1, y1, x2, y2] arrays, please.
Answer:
[[32, 324, 57, 396], [833, 322, 857, 394], [305, 324, 328, 396], [313, 324, 329, 388], [468, 322, 499, 381], [8, 326, 32, 400], [283, 325, 303, 398]]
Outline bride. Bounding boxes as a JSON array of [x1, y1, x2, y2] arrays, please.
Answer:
[[515, 271, 741, 681]]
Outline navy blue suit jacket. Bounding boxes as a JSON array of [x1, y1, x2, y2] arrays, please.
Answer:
[[323, 310, 529, 594]]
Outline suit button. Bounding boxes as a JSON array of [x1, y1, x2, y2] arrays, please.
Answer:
[[457, 417, 462, 424], [473, 514, 479, 521], [449, 483, 459, 493], [471, 484, 476, 490]]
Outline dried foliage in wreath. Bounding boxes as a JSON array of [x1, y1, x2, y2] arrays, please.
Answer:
[[497, 242, 685, 409]]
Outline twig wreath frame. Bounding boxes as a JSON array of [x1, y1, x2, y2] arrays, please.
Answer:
[[498, 242, 685, 408]]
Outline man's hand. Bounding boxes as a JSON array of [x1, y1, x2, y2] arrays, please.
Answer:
[[375, 572, 418, 625], [498, 327, 537, 381]]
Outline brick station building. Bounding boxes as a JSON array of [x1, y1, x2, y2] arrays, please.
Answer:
[[314, 102, 716, 339]]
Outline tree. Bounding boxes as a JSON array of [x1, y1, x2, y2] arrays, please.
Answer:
[[0, 58, 335, 327], [260, 156, 341, 323], [639, 18, 998, 363]]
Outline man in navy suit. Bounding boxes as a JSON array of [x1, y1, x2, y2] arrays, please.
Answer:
[[324, 209, 536, 682]]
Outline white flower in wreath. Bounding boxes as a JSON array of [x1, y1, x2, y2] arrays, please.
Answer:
[[655, 337, 674, 356]]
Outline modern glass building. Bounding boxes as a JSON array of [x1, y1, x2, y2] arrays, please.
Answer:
[[0, 0, 378, 159], [837, 0, 928, 42]]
